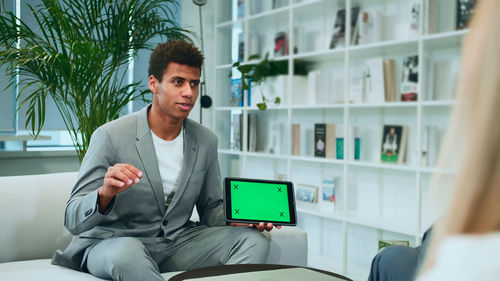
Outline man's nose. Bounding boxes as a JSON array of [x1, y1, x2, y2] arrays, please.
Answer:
[[181, 83, 194, 98]]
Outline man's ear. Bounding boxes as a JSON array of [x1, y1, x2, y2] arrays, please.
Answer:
[[148, 75, 158, 93]]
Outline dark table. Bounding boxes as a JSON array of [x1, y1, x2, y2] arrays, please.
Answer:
[[168, 264, 352, 281]]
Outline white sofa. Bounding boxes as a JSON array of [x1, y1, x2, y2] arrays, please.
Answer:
[[0, 172, 307, 280]]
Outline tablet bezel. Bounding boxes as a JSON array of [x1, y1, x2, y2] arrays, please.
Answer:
[[223, 177, 297, 226]]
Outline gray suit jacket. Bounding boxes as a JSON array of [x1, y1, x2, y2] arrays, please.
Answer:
[[52, 105, 225, 271]]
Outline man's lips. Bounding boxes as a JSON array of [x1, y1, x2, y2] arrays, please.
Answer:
[[177, 103, 193, 111]]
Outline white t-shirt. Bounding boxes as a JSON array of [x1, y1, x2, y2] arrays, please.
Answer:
[[417, 232, 500, 281], [151, 128, 184, 202]]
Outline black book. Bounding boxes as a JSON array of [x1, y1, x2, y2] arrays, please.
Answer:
[[314, 124, 326, 157]]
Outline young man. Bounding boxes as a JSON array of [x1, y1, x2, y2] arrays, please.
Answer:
[[52, 40, 275, 281]]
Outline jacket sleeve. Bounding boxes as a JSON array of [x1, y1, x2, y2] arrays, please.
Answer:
[[196, 137, 226, 227], [64, 126, 117, 235]]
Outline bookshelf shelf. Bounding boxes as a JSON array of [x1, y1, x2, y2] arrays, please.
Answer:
[[211, 0, 465, 279], [247, 5, 289, 21]]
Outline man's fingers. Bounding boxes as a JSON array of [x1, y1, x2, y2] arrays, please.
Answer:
[[111, 170, 135, 186], [119, 163, 143, 178], [105, 178, 126, 188], [119, 167, 140, 184]]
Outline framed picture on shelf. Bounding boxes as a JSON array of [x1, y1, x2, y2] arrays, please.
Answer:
[[295, 184, 318, 203]]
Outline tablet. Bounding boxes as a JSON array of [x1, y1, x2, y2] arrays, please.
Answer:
[[224, 177, 297, 226]]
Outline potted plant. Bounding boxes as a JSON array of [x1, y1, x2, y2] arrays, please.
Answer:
[[0, 0, 189, 162], [229, 53, 308, 110]]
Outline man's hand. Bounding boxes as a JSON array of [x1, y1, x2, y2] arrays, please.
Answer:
[[229, 222, 282, 232], [98, 163, 143, 212]]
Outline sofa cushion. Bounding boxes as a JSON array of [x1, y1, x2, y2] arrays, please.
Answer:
[[0, 172, 78, 263], [0, 259, 181, 280]]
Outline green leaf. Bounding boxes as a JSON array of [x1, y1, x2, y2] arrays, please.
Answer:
[[274, 97, 281, 104], [257, 102, 267, 111]]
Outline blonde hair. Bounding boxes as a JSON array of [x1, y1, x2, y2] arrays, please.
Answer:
[[420, 0, 500, 272]]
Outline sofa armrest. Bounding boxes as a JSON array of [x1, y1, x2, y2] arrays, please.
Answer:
[[262, 226, 308, 266]]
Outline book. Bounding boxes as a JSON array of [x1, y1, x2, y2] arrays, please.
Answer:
[[400, 55, 419, 102], [365, 58, 386, 103], [378, 240, 410, 251], [357, 9, 383, 45], [230, 78, 244, 106], [230, 112, 242, 151], [329, 7, 360, 49], [349, 66, 366, 103], [295, 184, 319, 203], [247, 113, 257, 152], [383, 59, 397, 102], [314, 123, 336, 158], [267, 121, 284, 154], [238, 32, 245, 62], [292, 124, 301, 156], [314, 124, 326, 157], [336, 124, 344, 160], [381, 125, 408, 164], [456, 0, 477, 30], [274, 31, 288, 57], [349, 125, 360, 160], [293, 26, 305, 54]]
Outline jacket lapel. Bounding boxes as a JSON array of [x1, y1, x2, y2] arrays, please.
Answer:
[[166, 119, 198, 215], [135, 105, 166, 214]]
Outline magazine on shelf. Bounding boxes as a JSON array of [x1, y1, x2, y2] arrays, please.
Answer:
[[456, 0, 477, 30], [230, 78, 244, 106], [357, 9, 382, 45], [381, 125, 408, 164], [320, 177, 341, 210], [400, 55, 419, 102], [329, 7, 360, 49]]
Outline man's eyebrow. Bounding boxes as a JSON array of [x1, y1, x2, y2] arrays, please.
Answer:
[[169, 76, 200, 83]]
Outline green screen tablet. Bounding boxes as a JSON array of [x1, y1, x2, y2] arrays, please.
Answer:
[[224, 177, 297, 226]]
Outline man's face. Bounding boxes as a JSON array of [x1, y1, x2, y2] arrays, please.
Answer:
[[149, 62, 200, 121]]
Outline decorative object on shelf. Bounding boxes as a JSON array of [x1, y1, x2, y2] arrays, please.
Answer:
[[267, 121, 284, 154], [274, 31, 289, 57], [329, 7, 360, 49], [409, 1, 420, 37], [0, 0, 188, 162], [378, 240, 410, 252], [229, 53, 307, 110], [456, 0, 477, 30], [295, 184, 319, 203], [400, 55, 419, 102], [381, 125, 408, 164]]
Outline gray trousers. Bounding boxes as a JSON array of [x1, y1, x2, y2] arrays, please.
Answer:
[[85, 226, 270, 281]]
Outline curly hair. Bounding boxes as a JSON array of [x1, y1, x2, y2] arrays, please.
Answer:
[[148, 40, 204, 82]]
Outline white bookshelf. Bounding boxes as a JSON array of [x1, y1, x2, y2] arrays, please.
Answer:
[[209, 0, 463, 280]]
